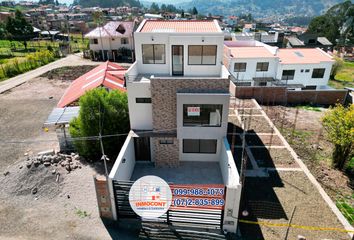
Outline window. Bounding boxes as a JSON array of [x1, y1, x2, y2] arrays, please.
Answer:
[[159, 139, 174, 144], [256, 62, 269, 72], [281, 70, 295, 80], [312, 68, 325, 78], [90, 39, 98, 44], [183, 139, 217, 154], [121, 38, 129, 44], [301, 69, 304, 73], [188, 45, 217, 65], [183, 104, 223, 127], [142, 44, 165, 64], [258, 82, 267, 86], [136, 98, 151, 103], [236, 82, 252, 86], [234, 62, 247, 72], [305, 69, 310, 73]]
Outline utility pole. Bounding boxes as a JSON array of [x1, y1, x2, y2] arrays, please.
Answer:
[[66, 15, 71, 55], [99, 133, 109, 177]]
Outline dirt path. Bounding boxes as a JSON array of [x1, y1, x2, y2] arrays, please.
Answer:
[[0, 54, 99, 94]]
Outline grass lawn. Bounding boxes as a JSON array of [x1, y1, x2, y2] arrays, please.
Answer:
[[329, 61, 354, 89]]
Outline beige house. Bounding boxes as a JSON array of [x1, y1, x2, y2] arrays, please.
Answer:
[[85, 21, 135, 61]]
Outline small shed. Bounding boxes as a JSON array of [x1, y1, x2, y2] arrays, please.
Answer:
[[44, 107, 80, 152]]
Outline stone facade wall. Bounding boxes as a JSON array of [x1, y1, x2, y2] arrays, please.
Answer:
[[94, 176, 113, 219], [152, 137, 179, 167], [150, 78, 230, 131], [149, 78, 229, 167]]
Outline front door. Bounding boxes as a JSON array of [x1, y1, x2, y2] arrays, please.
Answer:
[[172, 45, 183, 76], [134, 137, 151, 161]]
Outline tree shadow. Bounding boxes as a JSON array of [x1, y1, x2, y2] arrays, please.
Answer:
[[227, 122, 287, 240]]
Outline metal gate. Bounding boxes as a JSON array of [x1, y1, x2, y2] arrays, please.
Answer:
[[112, 180, 225, 230]]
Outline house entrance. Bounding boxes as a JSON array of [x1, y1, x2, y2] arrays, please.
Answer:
[[134, 137, 151, 161]]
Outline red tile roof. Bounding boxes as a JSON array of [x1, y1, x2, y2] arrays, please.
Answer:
[[277, 48, 334, 64], [139, 20, 220, 33], [57, 61, 126, 108]]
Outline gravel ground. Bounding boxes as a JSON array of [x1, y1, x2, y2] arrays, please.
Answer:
[[240, 171, 350, 240], [0, 74, 121, 239], [250, 147, 299, 168]]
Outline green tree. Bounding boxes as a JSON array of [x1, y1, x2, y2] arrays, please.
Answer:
[[307, 15, 339, 44], [92, 11, 105, 60], [191, 7, 198, 15], [322, 104, 354, 170], [331, 57, 344, 79], [69, 88, 129, 160], [150, 2, 160, 13], [5, 10, 33, 42]]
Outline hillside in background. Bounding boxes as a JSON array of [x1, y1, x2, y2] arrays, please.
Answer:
[[307, 0, 353, 44], [175, 0, 347, 18], [73, 0, 141, 8]]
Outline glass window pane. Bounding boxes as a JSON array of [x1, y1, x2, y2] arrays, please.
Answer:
[[183, 139, 199, 153], [183, 104, 223, 127], [256, 62, 269, 71], [154, 44, 165, 64], [188, 46, 202, 64], [200, 139, 217, 153], [202, 45, 217, 64], [142, 44, 154, 64], [234, 63, 246, 72]]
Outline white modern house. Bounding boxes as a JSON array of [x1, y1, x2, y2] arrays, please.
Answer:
[[108, 20, 241, 234], [224, 40, 334, 89], [85, 21, 135, 61]]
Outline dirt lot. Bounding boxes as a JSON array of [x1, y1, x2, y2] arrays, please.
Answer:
[[240, 171, 350, 240], [264, 106, 353, 206], [0, 74, 120, 239]]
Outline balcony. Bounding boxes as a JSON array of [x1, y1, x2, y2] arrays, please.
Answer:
[[125, 62, 230, 83]]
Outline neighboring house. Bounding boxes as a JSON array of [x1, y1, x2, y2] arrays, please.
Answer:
[[224, 40, 334, 89], [286, 33, 333, 52], [0, 12, 13, 22], [109, 20, 241, 234], [85, 21, 135, 62], [57, 61, 126, 108]]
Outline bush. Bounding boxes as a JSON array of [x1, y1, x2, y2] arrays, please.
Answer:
[[0, 49, 56, 80], [69, 88, 129, 161], [322, 104, 354, 170]]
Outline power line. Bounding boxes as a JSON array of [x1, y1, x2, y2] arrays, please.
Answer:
[[0, 127, 179, 145]]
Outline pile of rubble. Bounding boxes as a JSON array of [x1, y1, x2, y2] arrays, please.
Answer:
[[25, 150, 83, 173]]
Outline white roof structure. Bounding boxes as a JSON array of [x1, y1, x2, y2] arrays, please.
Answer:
[[85, 21, 134, 39]]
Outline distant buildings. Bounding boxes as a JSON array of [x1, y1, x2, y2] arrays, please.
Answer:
[[286, 33, 333, 51]]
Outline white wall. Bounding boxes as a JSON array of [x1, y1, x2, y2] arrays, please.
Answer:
[[219, 138, 239, 186], [276, 62, 333, 88], [229, 57, 278, 83], [176, 93, 230, 140], [89, 36, 134, 51], [127, 80, 153, 130], [109, 133, 136, 181], [134, 32, 224, 77]]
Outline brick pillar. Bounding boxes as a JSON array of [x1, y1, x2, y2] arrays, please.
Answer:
[[94, 175, 114, 219]]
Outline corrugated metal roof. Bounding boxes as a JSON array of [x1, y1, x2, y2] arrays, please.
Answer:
[[139, 20, 220, 33], [317, 37, 333, 46], [44, 106, 80, 126], [57, 61, 126, 108]]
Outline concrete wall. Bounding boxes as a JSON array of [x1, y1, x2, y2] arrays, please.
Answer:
[[220, 137, 242, 233], [134, 32, 224, 77], [109, 133, 136, 181], [127, 80, 153, 130]]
